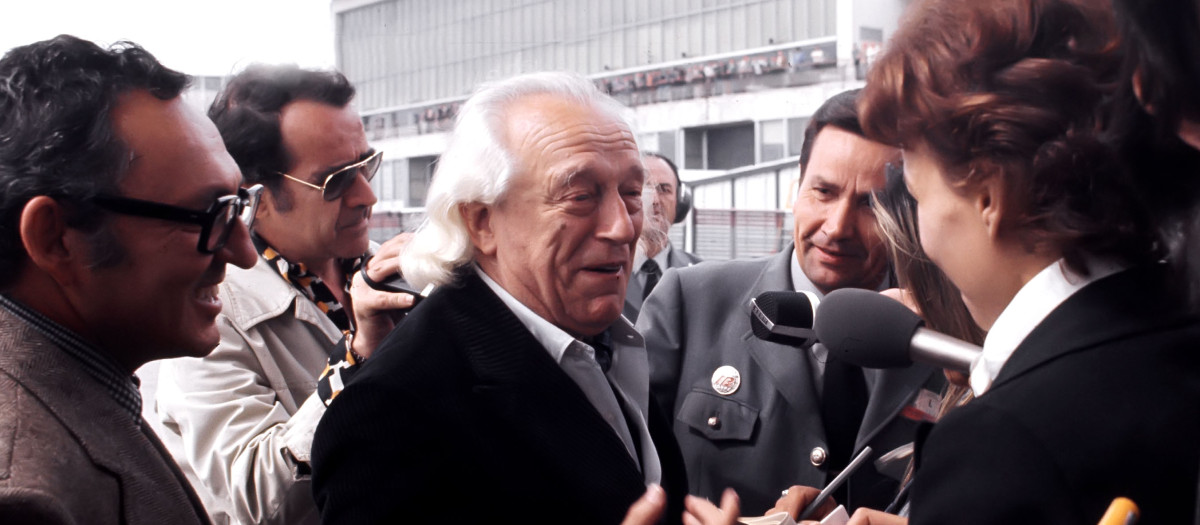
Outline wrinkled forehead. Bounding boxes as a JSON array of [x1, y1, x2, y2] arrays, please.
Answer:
[[502, 94, 640, 180]]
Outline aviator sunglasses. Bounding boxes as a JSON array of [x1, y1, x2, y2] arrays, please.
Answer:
[[278, 150, 383, 201], [92, 184, 263, 254]]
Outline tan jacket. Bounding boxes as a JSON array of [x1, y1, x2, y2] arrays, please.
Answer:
[[154, 255, 337, 525], [0, 307, 209, 525]]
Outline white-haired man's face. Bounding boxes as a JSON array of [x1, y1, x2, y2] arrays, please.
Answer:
[[463, 93, 644, 337]]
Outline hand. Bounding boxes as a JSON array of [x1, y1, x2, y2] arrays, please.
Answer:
[[621, 485, 667, 525], [767, 485, 835, 521], [348, 233, 415, 359], [683, 489, 740, 525], [845, 508, 907, 525]]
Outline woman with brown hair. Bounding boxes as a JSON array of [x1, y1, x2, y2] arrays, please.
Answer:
[[854, 0, 1200, 523]]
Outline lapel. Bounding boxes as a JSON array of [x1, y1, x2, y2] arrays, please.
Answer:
[[448, 274, 648, 505], [624, 270, 643, 320], [855, 363, 936, 450], [744, 247, 823, 420], [992, 264, 1187, 391], [0, 310, 208, 524]]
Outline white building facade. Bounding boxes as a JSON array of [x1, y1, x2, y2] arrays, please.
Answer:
[[332, 0, 907, 259]]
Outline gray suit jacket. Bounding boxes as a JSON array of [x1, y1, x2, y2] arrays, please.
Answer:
[[624, 244, 703, 322], [0, 307, 209, 525], [636, 247, 941, 514]]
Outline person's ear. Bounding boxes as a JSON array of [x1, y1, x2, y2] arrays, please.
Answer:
[[1177, 118, 1200, 152], [460, 202, 497, 256], [1132, 67, 1151, 113], [1131, 68, 1200, 152], [19, 196, 84, 286], [973, 177, 1005, 239]]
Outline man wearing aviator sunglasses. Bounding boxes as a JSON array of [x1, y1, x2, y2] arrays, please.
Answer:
[[152, 64, 415, 525]]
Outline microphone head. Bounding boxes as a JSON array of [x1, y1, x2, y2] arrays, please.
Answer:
[[750, 290, 820, 348], [814, 288, 923, 368]]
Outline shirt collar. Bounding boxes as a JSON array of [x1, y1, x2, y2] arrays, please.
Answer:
[[788, 247, 891, 297], [251, 232, 361, 333], [632, 245, 671, 274], [473, 264, 643, 364], [970, 257, 1126, 396], [0, 293, 143, 424]]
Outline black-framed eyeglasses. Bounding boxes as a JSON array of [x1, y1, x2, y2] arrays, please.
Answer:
[[278, 150, 383, 201], [91, 184, 263, 254]]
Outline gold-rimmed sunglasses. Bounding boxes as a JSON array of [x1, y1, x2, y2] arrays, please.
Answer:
[[278, 150, 383, 201]]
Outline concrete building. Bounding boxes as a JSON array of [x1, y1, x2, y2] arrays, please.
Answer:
[[332, 0, 907, 259]]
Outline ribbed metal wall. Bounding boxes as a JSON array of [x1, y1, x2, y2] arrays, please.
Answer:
[[337, 0, 838, 110]]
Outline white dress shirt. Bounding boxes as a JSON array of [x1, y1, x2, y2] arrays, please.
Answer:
[[632, 245, 672, 301], [475, 266, 662, 485], [789, 248, 890, 396], [970, 258, 1126, 396]]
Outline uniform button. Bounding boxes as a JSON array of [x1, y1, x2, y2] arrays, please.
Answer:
[[810, 447, 828, 466], [707, 416, 721, 429]]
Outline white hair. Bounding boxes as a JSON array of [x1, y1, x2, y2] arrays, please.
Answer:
[[400, 71, 640, 289]]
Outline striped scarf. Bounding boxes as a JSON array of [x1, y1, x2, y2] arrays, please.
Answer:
[[251, 233, 362, 333]]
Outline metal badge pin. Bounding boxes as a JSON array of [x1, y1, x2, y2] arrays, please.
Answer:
[[710, 365, 741, 395]]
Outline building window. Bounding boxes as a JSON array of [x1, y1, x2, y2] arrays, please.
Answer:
[[407, 156, 439, 207], [760, 119, 786, 162]]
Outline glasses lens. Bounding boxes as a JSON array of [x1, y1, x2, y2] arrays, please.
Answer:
[[240, 185, 262, 229], [322, 167, 357, 201], [206, 201, 237, 252], [321, 152, 382, 201], [361, 152, 383, 182]]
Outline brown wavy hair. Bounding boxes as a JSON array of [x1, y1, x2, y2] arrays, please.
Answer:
[[859, 0, 1161, 274]]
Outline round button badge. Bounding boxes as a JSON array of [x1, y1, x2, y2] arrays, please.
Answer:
[[710, 365, 741, 396]]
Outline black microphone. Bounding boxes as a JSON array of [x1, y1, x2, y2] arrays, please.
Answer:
[[813, 288, 981, 373], [749, 290, 821, 348]]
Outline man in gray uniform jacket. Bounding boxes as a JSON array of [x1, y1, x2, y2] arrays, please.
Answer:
[[637, 90, 943, 515]]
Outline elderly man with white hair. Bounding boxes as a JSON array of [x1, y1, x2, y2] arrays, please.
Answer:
[[311, 72, 690, 525]]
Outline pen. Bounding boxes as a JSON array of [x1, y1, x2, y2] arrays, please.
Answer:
[[797, 445, 873, 521]]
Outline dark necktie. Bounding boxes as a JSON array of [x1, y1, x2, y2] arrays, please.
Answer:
[[820, 356, 869, 501], [641, 259, 662, 300], [585, 331, 614, 372]]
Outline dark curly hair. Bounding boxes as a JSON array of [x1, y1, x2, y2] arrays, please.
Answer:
[[859, 0, 1160, 274], [0, 35, 189, 289], [207, 64, 355, 212]]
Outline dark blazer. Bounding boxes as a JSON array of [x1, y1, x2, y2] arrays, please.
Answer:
[[312, 271, 687, 524], [637, 247, 941, 514], [910, 265, 1200, 525], [0, 307, 209, 525]]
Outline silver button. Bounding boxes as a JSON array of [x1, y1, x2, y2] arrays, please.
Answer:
[[707, 416, 721, 429], [810, 447, 828, 466]]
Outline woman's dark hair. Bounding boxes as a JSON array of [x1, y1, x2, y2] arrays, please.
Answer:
[[1106, 0, 1200, 306], [0, 35, 189, 288], [207, 64, 355, 211], [1111, 0, 1200, 139], [859, 0, 1161, 274]]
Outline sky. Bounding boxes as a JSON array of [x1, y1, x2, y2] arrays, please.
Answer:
[[0, 0, 337, 77]]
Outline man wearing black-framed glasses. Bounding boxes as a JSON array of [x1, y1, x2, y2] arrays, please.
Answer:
[[152, 64, 414, 525], [0, 36, 257, 524]]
